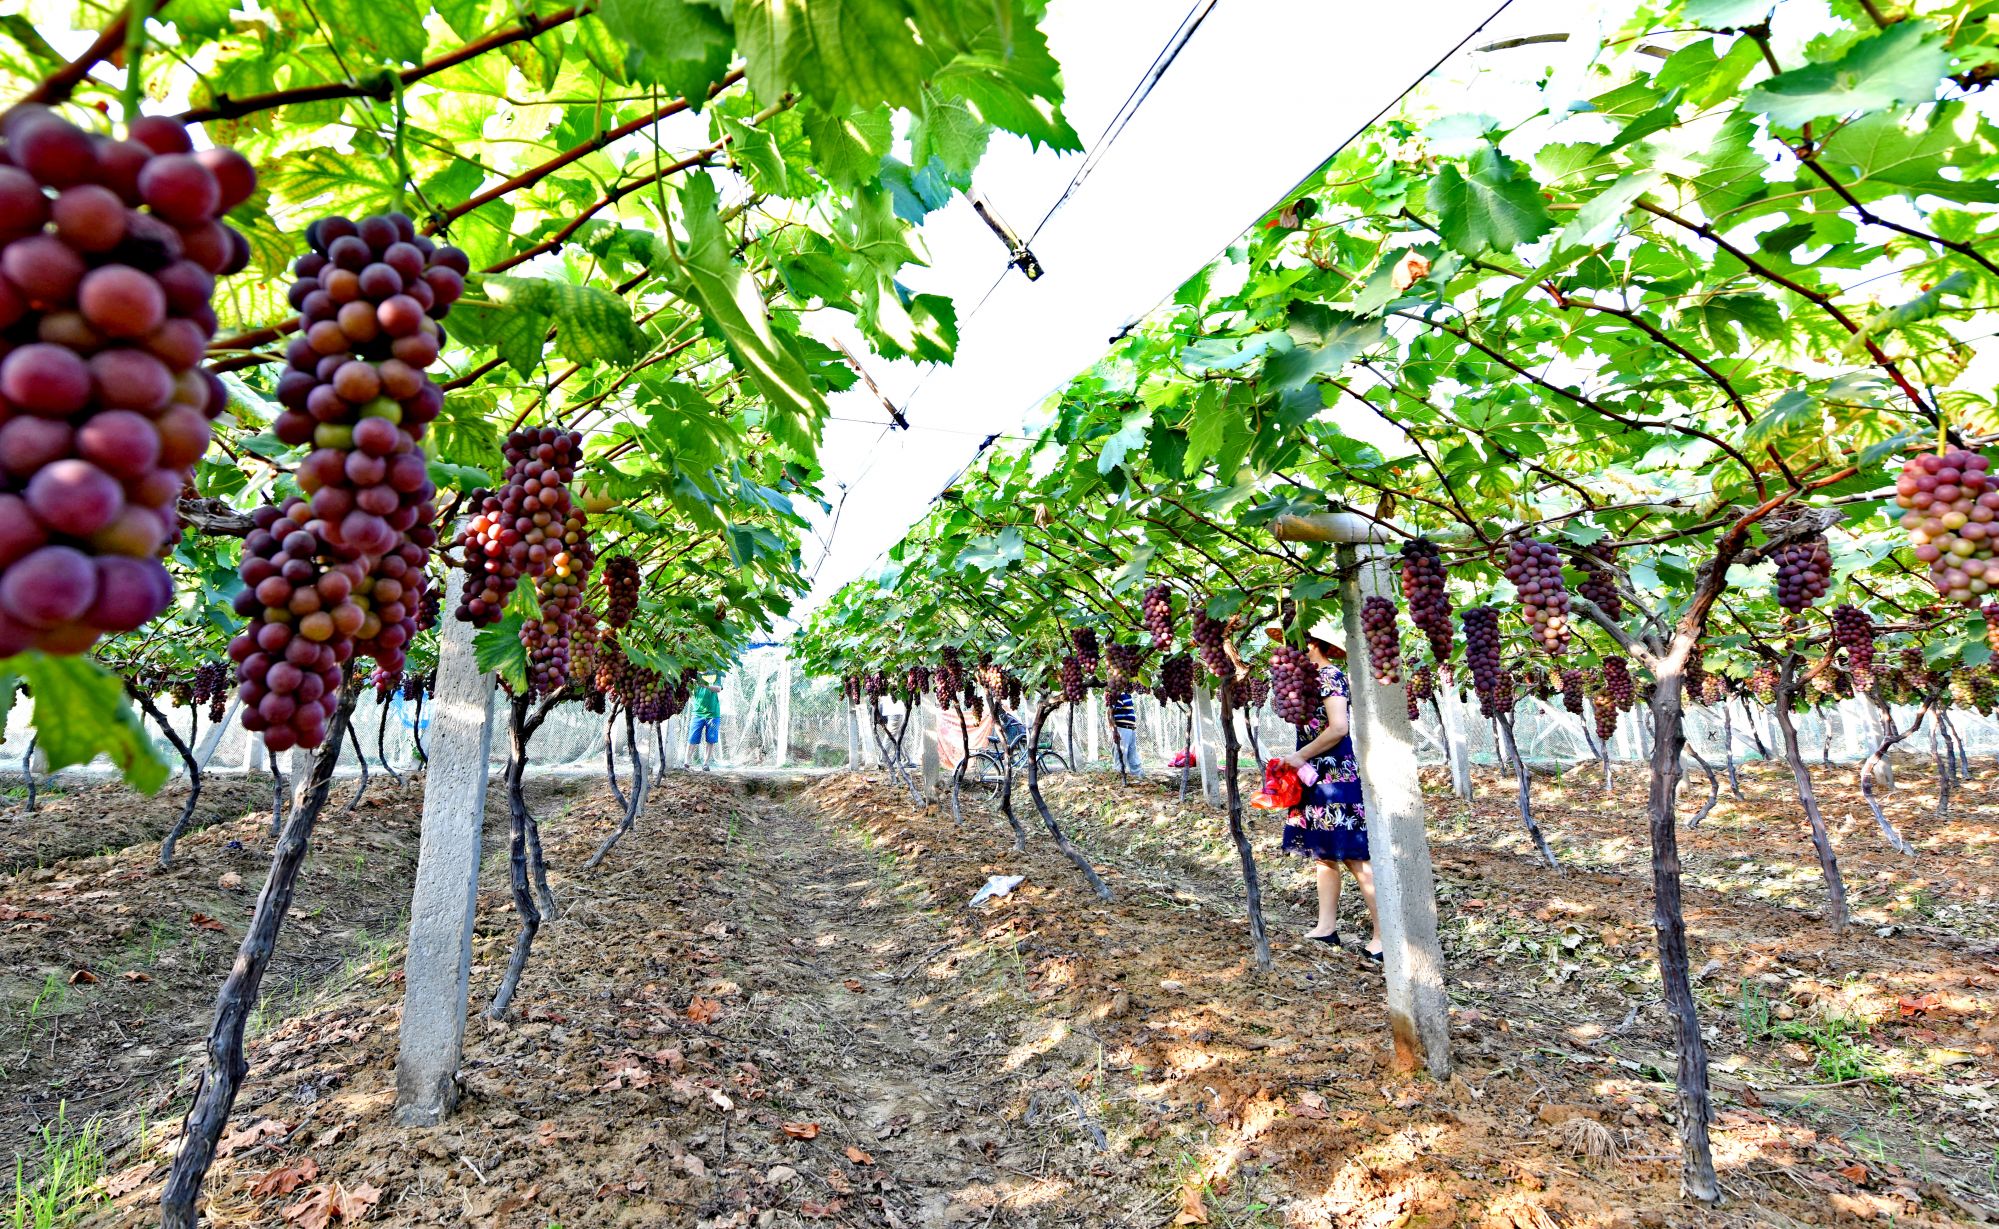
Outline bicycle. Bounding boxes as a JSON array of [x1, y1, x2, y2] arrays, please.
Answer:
[[957, 727, 1069, 805]]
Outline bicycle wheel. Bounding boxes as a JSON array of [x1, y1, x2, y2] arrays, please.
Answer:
[[965, 752, 1006, 803], [1034, 748, 1069, 778]]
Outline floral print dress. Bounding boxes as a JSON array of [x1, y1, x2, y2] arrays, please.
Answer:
[[1282, 664, 1370, 862]]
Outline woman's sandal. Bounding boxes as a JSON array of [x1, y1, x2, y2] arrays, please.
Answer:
[[1307, 931, 1344, 948]]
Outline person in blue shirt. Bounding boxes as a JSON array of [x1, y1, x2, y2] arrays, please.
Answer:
[[1108, 690, 1142, 776]]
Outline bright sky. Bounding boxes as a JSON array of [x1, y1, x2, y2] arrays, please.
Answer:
[[792, 0, 1596, 622]]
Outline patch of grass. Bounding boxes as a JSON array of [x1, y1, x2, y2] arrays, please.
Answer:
[[8, 1104, 105, 1229]]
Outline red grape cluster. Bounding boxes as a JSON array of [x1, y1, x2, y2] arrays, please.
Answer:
[[1460, 606, 1503, 710], [1558, 667, 1587, 717], [1486, 668, 1516, 718], [193, 659, 228, 720], [522, 506, 592, 695], [842, 674, 861, 705], [603, 554, 639, 627], [1831, 605, 1875, 692], [1106, 640, 1145, 692], [418, 583, 440, 632], [935, 646, 963, 707], [1191, 605, 1231, 679], [1574, 546, 1623, 621], [1269, 643, 1318, 728], [904, 665, 930, 702], [1591, 685, 1619, 742], [1895, 448, 1999, 603], [0, 109, 254, 652], [1602, 656, 1635, 711], [1070, 626, 1099, 675], [1399, 538, 1453, 664], [863, 670, 886, 699], [1159, 653, 1194, 704], [230, 499, 375, 749], [1406, 661, 1433, 722], [1247, 671, 1270, 709], [1748, 664, 1776, 704], [1684, 649, 1708, 703], [369, 665, 401, 697], [1142, 584, 1174, 651], [1504, 539, 1571, 653], [1003, 673, 1022, 710], [272, 211, 459, 450], [1771, 531, 1832, 613], [1360, 595, 1403, 686], [1899, 647, 1941, 697], [1060, 653, 1085, 703], [1985, 601, 1999, 654], [454, 428, 582, 625]]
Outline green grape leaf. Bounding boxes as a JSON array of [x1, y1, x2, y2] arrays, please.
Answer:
[[11, 655, 168, 793], [1428, 146, 1555, 257], [473, 616, 530, 694], [1745, 22, 1951, 127]]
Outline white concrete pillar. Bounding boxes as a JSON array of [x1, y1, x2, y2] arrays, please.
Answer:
[[772, 656, 791, 768], [1194, 681, 1221, 805], [1339, 544, 1451, 1079], [395, 570, 498, 1125]]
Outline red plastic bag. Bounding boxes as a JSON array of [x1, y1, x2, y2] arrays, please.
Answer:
[[1168, 748, 1195, 768], [1251, 758, 1301, 809]]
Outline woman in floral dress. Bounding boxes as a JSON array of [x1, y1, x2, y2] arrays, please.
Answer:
[[1278, 634, 1382, 960]]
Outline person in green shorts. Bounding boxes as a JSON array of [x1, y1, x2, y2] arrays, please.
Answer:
[[688, 676, 723, 769]]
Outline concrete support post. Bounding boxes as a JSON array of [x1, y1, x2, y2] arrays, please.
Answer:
[[1338, 544, 1452, 1079], [920, 701, 940, 798], [772, 656, 791, 769], [1438, 683, 1475, 802], [846, 704, 861, 770], [1085, 694, 1099, 767], [1194, 681, 1221, 805], [395, 569, 498, 1125]]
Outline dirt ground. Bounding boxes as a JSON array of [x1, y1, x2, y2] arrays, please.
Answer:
[[0, 750, 1990, 1227]]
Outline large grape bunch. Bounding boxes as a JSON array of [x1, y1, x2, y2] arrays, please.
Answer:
[[1830, 605, 1876, 692], [1602, 656, 1635, 711], [1557, 668, 1587, 717], [259, 212, 453, 682], [935, 646, 963, 707], [603, 554, 640, 627], [1684, 648, 1707, 703], [1360, 596, 1403, 686], [193, 659, 229, 720], [1748, 663, 1777, 705], [1191, 605, 1231, 679], [1985, 601, 1999, 655], [1269, 644, 1319, 728], [1574, 546, 1623, 620], [1900, 646, 1941, 696], [1060, 654, 1085, 703], [0, 109, 254, 652], [454, 429, 581, 626], [523, 505, 593, 695], [863, 670, 887, 699], [1771, 531, 1832, 612], [1895, 448, 1999, 603], [1460, 606, 1503, 709], [1591, 683, 1619, 742], [1070, 626, 1099, 676], [1160, 652, 1195, 704], [1106, 640, 1145, 692], [1487, 669, 1516, 718], [1247, 671, 1270, 710], [1399, 539, 1453, 664], [1503, 539, 1571, 653], [1141, 583, 1174, 651]]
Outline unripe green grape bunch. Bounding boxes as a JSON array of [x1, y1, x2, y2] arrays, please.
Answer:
[[0, 108, 254, 653], [1896, 448, 1998, 603]]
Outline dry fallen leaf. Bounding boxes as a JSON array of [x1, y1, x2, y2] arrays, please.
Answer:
[[1174, 1184, 1209, 1225], [216, 1118, 288, 1158], [281, 1180, 380, 1228], [219, 871, 244, 890], [67, 969, 96, 985], [781, 1121, 820, 1140], [800, 1199, 845, 1218], [685, 995, 723, 1024], [121, 970, 150, 983], [102, 1162, 154, 1199], [842, 978, 865, 993], [843, 1145, 873, 1166], [251, 1157, 320, 1198], [190, 913, 227, 932], [1838, 1163, 1870, 1186]]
